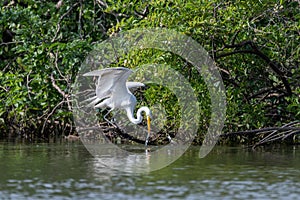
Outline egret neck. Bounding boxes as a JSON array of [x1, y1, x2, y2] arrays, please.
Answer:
[[125, 106, 151, 145], [125, 106, 151, 125]]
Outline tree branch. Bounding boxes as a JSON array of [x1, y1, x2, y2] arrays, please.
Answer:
[[51, 2, 79, 42], [221, 121, 300, 148], [222, 126, 300, 137], [216, 40, 292, 95]]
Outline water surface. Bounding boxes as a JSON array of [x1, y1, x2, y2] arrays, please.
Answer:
[[0, 141, 299, 199]]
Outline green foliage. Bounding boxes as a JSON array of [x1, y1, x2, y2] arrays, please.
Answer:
[[105, 0, 299, 142], [0, 0, 299, 144], [0, 0, 113, 138]]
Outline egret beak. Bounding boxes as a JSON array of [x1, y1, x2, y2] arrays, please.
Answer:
[[145, 115, 151, 146], [147, 115, 151, 134]]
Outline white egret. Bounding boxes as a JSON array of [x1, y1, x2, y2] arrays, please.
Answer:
[[83, 67, 152, 146]]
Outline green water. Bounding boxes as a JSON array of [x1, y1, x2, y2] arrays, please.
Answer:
[[0, 141, 299, 199]]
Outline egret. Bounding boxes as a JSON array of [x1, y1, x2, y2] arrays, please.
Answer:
[[83, 67, 152, 146]]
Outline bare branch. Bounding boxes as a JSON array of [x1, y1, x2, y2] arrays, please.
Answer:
[[51, 2, 79, 42], [222, 126, 300, 137], [41, 100, 64, 134], [222, 121, 300, 148], [216, 40, 292, 95], [50, 73, 72, 112], [51, 73, 67, 98], [0, 41, 24, 46]]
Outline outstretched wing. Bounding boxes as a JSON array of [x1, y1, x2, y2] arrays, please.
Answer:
[[83, 67, 133, 100], [126, 82, 145, 89]]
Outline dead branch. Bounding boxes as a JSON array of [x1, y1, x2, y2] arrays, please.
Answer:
[[222, 125, 300, 137], [221, 121, 300, 148], [76, 119, 173, 146], [50, 73, 67, 98], [216, 40, 292, 95], [51, 2, 79, 42]]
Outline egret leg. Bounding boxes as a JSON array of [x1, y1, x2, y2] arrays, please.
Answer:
[[103, 108, 118, 128], [145, 131, 151, 146], [167, 134, 171, 142], [145, 135, 149, 146]]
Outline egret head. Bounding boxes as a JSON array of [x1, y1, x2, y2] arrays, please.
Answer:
[[126, 105, 152, 145], [138, 106, 152, 139]]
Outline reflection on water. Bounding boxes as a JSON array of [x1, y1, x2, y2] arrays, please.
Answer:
[[82, 140, 189, 174], [0, 141, 300, 199]]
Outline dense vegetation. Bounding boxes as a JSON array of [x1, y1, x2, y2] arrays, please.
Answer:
[[1, 0, 299, 145]]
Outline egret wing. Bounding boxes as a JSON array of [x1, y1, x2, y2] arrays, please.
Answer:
[[126, 82, 145, 88], [83, 67, 133, 100]]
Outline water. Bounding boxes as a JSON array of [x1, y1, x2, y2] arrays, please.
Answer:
[[0, 141, 299, 199]]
